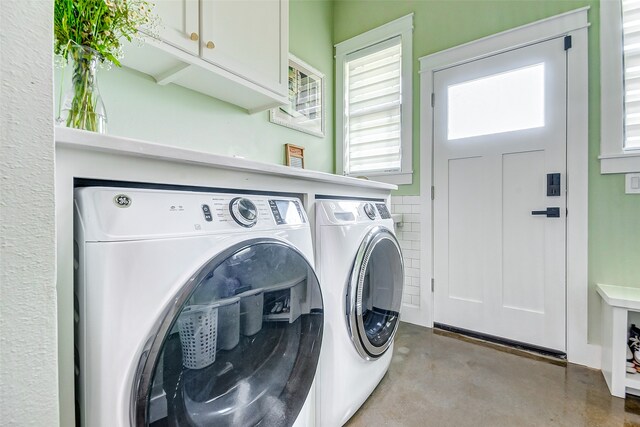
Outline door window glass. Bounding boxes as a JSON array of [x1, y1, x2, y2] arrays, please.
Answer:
[[142, 242, 323, 426], [447, 63, 545, 140]]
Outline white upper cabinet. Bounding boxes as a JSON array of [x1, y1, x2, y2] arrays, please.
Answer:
[[153, 0, 200, 55], [122, 0, 288, 113], [200, 0, 287, 95]]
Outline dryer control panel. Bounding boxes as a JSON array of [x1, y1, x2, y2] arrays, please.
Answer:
[[375, 203, 391, 219], [317, 200, 393, 225]]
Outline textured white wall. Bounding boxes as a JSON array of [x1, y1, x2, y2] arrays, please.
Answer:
[[391, 196, 422, 307], [0, 1, 59, 425]]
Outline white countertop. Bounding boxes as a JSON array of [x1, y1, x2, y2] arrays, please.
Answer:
[[596, 283, 640, 310], [55, 127, 397, 191]]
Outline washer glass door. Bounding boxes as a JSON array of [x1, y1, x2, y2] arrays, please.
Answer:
[[347, 227, 404, 359], [132, 239, 323, 426]]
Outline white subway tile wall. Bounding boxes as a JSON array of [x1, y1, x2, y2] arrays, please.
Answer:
[[391, 195, 423, 308]]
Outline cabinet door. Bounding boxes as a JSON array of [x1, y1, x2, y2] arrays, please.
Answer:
[[152, 0, 200, 55], [200, 0, 288, 95]]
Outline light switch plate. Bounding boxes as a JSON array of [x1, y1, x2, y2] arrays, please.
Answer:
[[626, 173, 640, 194]]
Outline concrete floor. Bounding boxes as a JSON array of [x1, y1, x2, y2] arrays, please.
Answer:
[[347, 323, 640, 427]]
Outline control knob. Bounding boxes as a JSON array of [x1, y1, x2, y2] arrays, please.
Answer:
[[363, 203, 377, 220], [230, 197, 258, 227]]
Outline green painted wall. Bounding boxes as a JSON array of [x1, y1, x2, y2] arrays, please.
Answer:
[[334, 0, 640, 342], [64, 0, 335, 173]]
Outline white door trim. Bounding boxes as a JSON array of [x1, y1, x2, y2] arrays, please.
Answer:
[[417, 7, 599, 369]]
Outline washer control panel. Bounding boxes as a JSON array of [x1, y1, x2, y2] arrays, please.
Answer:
[[201, 204, 213, 222], [75, 188, 309, 240], [268, 199, 306, 225], [229, 197, 258, 227], [204, 195, 305, 228]]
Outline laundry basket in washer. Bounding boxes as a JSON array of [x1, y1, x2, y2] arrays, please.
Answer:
[[238, 288, 264, 336], [177, 304, 219, 369], [177, 296, 241, 369], [216, 296, 240, 350]]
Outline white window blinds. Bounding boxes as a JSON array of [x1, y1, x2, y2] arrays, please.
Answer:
[[344, 37, 402, 174], [623, 0, 640, 149]]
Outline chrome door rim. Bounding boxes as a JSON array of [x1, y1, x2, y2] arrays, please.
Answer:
[[129, 238, 320, 426], [346, 226, 404, 360]]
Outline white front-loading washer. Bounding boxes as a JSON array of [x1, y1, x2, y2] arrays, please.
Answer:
[[74, 187, 324, 427], [315, 199, 404, 427]]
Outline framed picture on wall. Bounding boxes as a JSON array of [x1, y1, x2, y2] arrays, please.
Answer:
[[270, 54, 325, 138]]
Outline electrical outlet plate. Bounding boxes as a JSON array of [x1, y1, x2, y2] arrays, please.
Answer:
[[625, 173, 640, 194]]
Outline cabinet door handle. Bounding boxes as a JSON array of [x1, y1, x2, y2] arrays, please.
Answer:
[[206, 41, 215, 49], [190, 32, 199, 41]]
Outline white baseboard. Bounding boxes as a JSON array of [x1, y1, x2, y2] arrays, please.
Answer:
[[400, 303, 429, 327], [568, 343, 602, 370]]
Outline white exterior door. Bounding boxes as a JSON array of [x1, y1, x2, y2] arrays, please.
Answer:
[[433, 37, 568, 352]]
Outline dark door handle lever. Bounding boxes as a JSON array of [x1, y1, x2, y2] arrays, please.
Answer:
[[531, 207, 560, 218]]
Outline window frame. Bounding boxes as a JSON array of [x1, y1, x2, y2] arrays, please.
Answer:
[[335, 14, 414, 185], [600, 0, 640, 173]]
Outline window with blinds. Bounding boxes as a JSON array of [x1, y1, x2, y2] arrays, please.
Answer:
[[344, 37, 403, 174], [623, 0, 640, 149]]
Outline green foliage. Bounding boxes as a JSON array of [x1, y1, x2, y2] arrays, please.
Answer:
[[54, 0, 155, 66]]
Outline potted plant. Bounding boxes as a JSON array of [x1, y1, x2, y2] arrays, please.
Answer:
[[54, 0, 155, 133]]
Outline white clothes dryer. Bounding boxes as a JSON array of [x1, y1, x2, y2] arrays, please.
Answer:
[[74, 187, 324, 427], [315, 199, 404, 427]]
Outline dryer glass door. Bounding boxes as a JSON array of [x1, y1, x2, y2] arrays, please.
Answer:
[[132, 239, 323, 427], [347, 226, 404, 359]]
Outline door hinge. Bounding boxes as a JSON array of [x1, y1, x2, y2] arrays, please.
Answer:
[[431, 93, 435, 107], [431, 278, 435, 292], [564, 35, 572, 51], [431, 186, 435, 200]]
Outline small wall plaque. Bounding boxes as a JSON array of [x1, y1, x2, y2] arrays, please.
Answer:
[[285, 144, 305, 169]]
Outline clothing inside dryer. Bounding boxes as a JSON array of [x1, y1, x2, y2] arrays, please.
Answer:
[[146, 242, 323, 427], [360, 238, 403, 348]]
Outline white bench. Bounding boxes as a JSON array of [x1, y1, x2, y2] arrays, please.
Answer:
[[597, 283, 640, 398]]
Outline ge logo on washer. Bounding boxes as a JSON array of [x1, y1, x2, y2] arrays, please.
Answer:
[[113, 194, 132, 208]]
